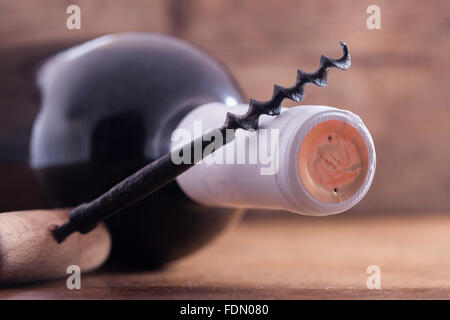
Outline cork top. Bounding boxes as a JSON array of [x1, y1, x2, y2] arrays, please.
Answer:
[[298, 120, 369, 203]]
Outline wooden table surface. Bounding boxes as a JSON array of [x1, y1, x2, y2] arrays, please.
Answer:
[[2, 214, 450, 299]]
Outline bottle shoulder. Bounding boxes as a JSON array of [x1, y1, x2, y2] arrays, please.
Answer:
[[32, 33, 245, 167]]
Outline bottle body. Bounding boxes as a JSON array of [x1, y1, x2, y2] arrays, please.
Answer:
[[31, 33, 245, 268]]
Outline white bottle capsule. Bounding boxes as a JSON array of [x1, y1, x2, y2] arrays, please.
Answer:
[[174, 102, 376, 216]]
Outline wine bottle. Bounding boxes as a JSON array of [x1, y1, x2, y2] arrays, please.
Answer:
[[30, 32, 375, 268]]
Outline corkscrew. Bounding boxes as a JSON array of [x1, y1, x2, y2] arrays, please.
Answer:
[[52, 42, 351, 243]]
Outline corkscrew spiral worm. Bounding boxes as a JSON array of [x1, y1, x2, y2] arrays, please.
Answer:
[[223, 42, 350, 131], [52, 42, 351, 243]]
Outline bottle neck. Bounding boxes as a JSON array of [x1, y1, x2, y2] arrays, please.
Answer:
[[173, 103, 376, 216]]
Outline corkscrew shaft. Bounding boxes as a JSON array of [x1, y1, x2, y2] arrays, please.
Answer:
[[52, 128, 231, 243]]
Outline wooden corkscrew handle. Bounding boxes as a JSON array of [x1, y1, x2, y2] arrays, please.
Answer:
[[0, 209, 111, 285]]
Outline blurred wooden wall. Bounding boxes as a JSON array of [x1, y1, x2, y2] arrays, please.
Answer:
[[0, 0, 449, 213]]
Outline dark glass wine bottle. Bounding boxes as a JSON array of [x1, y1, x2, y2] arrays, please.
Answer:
[[31, 33, 245, 268], [30, 33, 376, 268]]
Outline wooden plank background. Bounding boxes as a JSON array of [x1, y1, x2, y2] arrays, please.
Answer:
[[0, 0, 449, 214]]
